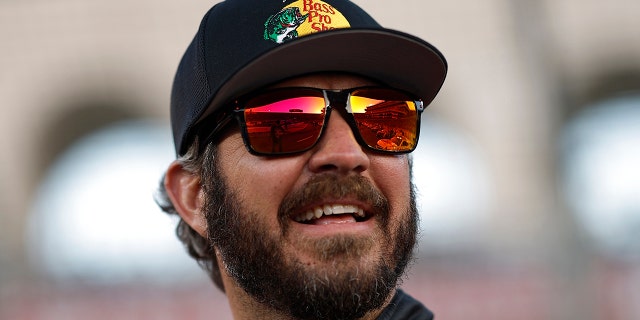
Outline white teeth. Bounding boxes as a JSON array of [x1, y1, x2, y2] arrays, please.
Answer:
[[295, 204, 367, 222], [344, 205, 358, 215], [314, 207, 323, 219]]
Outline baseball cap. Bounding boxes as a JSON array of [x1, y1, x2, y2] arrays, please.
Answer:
[[171, 0, 448, 156]]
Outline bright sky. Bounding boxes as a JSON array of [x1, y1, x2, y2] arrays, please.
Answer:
[[561, 95, 640, 254], [28, 120, 202, 283], [412, 118, 490, 247]]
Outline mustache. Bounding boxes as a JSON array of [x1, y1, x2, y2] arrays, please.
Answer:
[[279, 174, 390, 225]]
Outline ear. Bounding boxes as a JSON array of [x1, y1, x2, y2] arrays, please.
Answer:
[[164, 161, 207, 237]]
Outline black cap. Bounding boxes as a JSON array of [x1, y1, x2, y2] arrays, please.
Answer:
[[171, 0, 448, 155]]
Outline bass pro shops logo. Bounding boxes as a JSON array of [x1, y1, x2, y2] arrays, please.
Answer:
[[264, 0, 351, 44]]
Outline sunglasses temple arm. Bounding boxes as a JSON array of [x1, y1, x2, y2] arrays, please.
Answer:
[[199, 113, 234, 151]]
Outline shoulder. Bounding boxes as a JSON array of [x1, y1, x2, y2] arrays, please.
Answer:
[[376, 289, 434, 320]]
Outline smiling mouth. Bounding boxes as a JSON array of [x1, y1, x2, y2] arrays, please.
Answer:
[[293, 204, 370, 224]]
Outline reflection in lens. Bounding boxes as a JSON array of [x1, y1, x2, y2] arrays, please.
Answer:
[[350, 89, 418, 152], [244, 95, 325, 154], [241, 88, 420, 154]]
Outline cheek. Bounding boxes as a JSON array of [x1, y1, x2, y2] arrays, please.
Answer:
[[238, 159, 302, 198], [370, 156, 412, 209], [217, 134, 307, 214]]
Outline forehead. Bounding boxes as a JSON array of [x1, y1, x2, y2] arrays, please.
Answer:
[[268, 73, 381, 90]]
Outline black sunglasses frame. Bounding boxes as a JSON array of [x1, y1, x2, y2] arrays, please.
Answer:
[[196, 86, 425, 156]]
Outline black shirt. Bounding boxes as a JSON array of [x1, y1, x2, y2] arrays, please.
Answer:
[[376, 290, 434, 320]]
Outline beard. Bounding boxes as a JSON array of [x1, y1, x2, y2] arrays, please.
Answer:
[[201, 153, 418, 320]]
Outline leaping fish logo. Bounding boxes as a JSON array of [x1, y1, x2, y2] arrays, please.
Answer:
[[263, 7, 309, 43]]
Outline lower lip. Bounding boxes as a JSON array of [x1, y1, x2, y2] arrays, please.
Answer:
[[289, 215, 377, 237]]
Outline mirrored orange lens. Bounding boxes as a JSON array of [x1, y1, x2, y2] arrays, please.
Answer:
[[241, 88, 419, 154], [350, 88, 418, 152], [243, 90, 326, 154]]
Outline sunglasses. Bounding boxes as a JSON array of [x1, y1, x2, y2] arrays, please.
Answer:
[[198, 86, 425, 155]]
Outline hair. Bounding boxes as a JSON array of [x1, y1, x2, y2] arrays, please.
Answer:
[[155, 138, 226, 291]]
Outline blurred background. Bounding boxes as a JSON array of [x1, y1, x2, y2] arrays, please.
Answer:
[[1, 0, 639, 319]]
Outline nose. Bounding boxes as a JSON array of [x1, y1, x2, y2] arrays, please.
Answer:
[[307, 111, 370, 174]]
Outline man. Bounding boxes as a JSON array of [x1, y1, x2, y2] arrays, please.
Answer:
[[157, 0, 447, 319]]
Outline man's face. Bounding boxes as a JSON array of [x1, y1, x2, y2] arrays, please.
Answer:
[[202, 74, 418, 319]]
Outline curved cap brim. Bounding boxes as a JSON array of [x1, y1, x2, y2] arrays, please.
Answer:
[[197, 28, 448, 124]]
